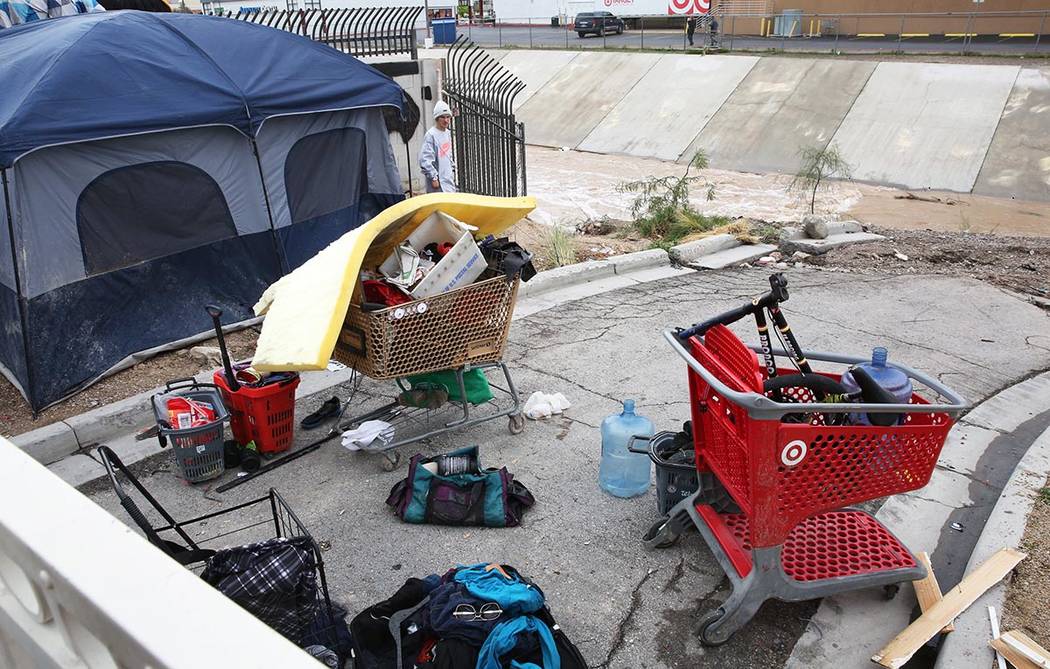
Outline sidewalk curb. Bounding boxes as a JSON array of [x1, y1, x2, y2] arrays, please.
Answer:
[[933, 427, 1050, 667], [35, 249, 688, 486], [668, 234, 739, 264], [518, 248, 669, 298]]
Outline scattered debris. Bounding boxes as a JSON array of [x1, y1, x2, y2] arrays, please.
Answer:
[[913, 552, 955, 633], [189, 345, 222, 366], [988, 606, 1007, 669], [575, 218, 619, 236], [991, 630, 1050, 669], [895, 192, 961, 206], [523, 391, 571, 420], [873, 548, 1027, 668], [799, 227, 1050, 309], [894, 250, 910, 261], [802, 215, 829, 240], [791, 251, 811, 261]]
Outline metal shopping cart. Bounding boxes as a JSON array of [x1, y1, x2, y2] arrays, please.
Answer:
[[97, 446, 348, 662], [328, 266, 525, 471], [644, 274, 969, 645]]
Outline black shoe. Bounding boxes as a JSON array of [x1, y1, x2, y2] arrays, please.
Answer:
[[223, 439, 242, 468], [300, 396, 341, 430]]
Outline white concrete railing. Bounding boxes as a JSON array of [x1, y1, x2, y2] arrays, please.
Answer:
[[0, 438, 318, 669]]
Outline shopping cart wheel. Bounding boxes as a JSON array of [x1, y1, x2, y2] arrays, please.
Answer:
[[508, 413, 525, 435], [642, 517, 680, 549], [696, 608, 729, 647], [883, 584, 900, 600]]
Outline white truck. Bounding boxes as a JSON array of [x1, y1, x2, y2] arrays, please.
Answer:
[[596, 0, 709, 16]]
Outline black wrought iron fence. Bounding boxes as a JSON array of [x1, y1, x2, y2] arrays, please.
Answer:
[[443, 38, 527, 198], [225, 6, 422, 58]]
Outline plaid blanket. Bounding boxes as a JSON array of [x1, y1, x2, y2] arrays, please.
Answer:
[[1, 0, 104, 28], [202, 536, 320, 643]]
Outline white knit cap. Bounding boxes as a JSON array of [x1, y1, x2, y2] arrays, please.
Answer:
[[433, 101, 452, 119]]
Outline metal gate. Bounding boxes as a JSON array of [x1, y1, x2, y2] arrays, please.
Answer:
[[443, 38, 527, 197], [224, 7, 422, 59]]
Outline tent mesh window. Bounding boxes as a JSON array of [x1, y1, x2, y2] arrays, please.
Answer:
[[284, 127, 368, 225], [76, 161, 237, 276]]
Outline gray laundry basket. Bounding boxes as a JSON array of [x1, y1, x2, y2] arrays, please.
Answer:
[[151, 378, 230, 483]]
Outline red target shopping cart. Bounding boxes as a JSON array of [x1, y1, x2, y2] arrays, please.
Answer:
[[645, 274, 968, 645]]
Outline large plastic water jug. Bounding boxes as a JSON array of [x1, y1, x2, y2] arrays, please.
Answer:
[[599, 400, 654, 498], [840, 347, 912, 425]]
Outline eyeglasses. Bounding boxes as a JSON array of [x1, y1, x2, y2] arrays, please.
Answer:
[[452, 602, 502, 621]]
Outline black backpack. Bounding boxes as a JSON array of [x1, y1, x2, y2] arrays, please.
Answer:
[[348, 568, 587, 669]]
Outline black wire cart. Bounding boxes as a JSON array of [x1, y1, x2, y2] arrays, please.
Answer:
[[98, 446, 347, 664]]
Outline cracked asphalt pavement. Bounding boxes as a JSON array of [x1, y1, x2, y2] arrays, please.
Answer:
[[82, 267, 1050, 668]]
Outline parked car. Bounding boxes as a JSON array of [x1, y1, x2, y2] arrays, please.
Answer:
[[574, 11, 624, 37]]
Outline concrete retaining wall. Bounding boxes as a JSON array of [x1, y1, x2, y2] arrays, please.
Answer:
[[493, 49, 1049, 201]]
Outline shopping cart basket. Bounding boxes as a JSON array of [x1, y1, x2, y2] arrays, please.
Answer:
[[645, 275, 968, 646], [324, 273, 525, 470], [97, 446, 348, 661]]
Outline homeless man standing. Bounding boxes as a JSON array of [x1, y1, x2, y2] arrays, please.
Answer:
[[420, 101, 456, 193]]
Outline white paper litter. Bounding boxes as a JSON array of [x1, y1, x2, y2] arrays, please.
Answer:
[[523, 391, 572, 420], [341, 420, 395, 451]]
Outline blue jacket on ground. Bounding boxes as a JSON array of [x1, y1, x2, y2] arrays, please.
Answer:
[[453, 564, 545, 616], [476, 616, 560, 669]]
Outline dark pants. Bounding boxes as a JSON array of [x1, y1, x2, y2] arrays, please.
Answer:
[[687, 22, 695, 44]]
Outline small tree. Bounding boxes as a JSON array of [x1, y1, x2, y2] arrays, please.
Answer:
[[789, 144, 853, 214], [616, 150, 716, 241]]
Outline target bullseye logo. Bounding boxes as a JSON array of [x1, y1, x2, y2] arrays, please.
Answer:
[[667, 0, 709, 15], [780, 440, 807, 467]]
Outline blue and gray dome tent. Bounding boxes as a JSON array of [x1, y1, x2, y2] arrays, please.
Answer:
[[0, 11, 405, 411]]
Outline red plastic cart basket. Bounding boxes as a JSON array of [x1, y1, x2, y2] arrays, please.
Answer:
[[647, 324, 968, 646], [213, 370, 300, 455]]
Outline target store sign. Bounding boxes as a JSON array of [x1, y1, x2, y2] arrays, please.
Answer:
[[667, 0, 709, 15]]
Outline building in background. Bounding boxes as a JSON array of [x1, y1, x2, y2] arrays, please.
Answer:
[[491, 0, 1047, 35]]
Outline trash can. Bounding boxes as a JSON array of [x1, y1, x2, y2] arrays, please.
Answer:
[[550, 16, 559, 26], [432, 18, 457, 45]]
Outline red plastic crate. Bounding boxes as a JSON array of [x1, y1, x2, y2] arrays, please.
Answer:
[[213, 371, 299, 455], [688, 325, 953, 548]]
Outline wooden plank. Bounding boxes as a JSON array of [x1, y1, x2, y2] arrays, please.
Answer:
[[873, 548, 1026, 669], [912, 552, 954, 633], [1000, 631, 1050, 669], [988, 606, 1006, 669], [991, 635, 1042, 669]]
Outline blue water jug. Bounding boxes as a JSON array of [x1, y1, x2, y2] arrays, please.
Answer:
[[599, 400, 654, 498], [840, 347, 912, 425]]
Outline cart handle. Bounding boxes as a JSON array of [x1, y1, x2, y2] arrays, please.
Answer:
[[164, 377, 202, 392], [663, 329, 970, 420]]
